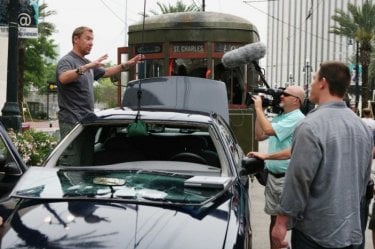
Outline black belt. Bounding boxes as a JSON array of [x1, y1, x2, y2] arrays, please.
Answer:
[[269, 171, 285, 178]]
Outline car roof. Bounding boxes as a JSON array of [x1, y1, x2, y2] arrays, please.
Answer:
[[121, 76, 229, 123], [95, 108, 215, 124]]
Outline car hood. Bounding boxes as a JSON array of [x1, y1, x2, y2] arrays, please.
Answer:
[[1, 199, 233, 249], [122, 76, 229, 122]]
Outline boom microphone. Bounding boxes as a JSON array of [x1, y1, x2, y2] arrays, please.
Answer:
[[221, 42, 266, 68], [221, 42, 269, 88]]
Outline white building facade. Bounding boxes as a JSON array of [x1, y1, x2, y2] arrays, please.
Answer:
[[0, 37, 8, 112], [266, 0, 367, 90]]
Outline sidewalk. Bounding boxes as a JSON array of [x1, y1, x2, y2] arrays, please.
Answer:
[[24, 120, 60, 139]]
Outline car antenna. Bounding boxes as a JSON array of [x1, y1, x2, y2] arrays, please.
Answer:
[[127, 0, 148, 137]]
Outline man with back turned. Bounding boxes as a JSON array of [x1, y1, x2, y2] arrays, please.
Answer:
[[272, 61, 373, 249]]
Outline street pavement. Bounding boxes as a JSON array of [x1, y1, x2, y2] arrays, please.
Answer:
[[25, 119, 60, 139], [26, 121, 374, 249]]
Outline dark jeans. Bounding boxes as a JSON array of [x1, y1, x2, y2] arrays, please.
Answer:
[[291, 229, 357, 249], [358, 197, 370, 249], [58, 121, 94, 166], [58, 121, 75, 140]]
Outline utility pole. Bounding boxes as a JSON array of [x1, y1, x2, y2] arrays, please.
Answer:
[[355, 40, 360, 112], [303, 59, 312, 98], [1, 0, 22, 131]]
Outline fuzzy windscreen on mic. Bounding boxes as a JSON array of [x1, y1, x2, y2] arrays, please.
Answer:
[[221, 42, 266, 68]]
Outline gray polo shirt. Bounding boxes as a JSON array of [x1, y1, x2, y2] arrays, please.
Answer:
[[56, 51, 105, 124], [279, 101, 373, 247]]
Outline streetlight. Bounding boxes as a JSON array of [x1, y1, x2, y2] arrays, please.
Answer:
[[1, 0, 22, 131], [303, 59, 312, 98], [289, 72, 294, 86]]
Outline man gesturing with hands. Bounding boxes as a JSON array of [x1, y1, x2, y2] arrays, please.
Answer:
[[56, 26, 143, 138]]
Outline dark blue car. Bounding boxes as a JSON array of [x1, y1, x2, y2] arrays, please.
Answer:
[[0, 77, 263, 249]]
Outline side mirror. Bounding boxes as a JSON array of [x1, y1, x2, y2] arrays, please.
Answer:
[[0, 152, 21, 175], [4, 161, 22, 175], [0, 152, 5, 170], [241, 157, 265, 175]]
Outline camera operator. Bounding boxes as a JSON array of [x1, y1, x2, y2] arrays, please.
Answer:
[[247, 85, 305, 249]]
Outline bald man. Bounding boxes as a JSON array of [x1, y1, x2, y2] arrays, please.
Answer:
[[248, 85, 306, 249]]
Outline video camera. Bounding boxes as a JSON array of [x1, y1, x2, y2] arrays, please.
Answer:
[[246, 87, 285, 114]]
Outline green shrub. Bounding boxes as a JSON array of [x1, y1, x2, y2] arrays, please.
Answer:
[[8, 129, 58, 166]]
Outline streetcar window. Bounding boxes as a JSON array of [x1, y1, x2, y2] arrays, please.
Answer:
[[171, 58, 208, 78], [139, 59, 164, 78], [214, 61, 245, 105]]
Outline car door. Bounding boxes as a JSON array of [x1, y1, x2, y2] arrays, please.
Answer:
[[0, 122, 27, 198]]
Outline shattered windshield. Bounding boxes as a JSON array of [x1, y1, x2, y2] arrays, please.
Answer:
[[12, 167, 233, 205]]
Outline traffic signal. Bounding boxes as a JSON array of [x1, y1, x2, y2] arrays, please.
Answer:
[[48, 82, 57, 92]]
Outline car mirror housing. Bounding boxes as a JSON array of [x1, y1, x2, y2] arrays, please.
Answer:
[[240, 157, 265, 175], [0, 153, 5, 169], [4, 161, 22, 176]]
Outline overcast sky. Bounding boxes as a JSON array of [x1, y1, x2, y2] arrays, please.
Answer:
[[44, 0, 268, 64]]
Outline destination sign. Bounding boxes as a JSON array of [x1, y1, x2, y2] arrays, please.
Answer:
[[214, 43, 243, 53], [172, 43, 205, 53], [136, 44, 162, 54]]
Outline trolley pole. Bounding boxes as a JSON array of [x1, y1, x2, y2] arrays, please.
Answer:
[[1, 0, 22, 131]]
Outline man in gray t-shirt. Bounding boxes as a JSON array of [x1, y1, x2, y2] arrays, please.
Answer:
[[56, 51, 104, 125], [56, 26, 143, 139]]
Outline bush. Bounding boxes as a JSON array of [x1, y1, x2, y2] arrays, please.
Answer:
[[8, 129, 58, 166]]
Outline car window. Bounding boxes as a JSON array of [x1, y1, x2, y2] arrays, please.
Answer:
[[0, 137, 9, 175], [0, 133, 22, 197], [57, 126, 98, 166], [56, 123, 222, 170], [0, 136, 18, 172], [216, 118, 241, 167]]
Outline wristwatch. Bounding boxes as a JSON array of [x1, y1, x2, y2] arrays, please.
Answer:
[[75, 67, 83, 75]]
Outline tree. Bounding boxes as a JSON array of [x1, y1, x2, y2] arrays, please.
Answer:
[[94, 77, 118, 109], [368, 43, 375, 96], [144, 0, 201, 16], [330, 0, 375, 109], [18, 3, 57, 118]]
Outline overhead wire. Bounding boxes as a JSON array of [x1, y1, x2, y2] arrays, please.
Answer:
[[99, 0, 125, 24]]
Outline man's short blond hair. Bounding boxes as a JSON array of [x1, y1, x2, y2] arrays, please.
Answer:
[[72, 26, 93, 45]]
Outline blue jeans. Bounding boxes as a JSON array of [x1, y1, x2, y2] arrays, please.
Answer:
[[291, 229, 356, 249]]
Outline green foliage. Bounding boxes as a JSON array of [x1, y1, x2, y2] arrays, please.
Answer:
[[94, 78, 118, 108], [24, 37, 57, 89], [23, 3, 57, 95], [144, 0, 201, 16], [7, 129, 58, 166], [330, 0, 375, 107]]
